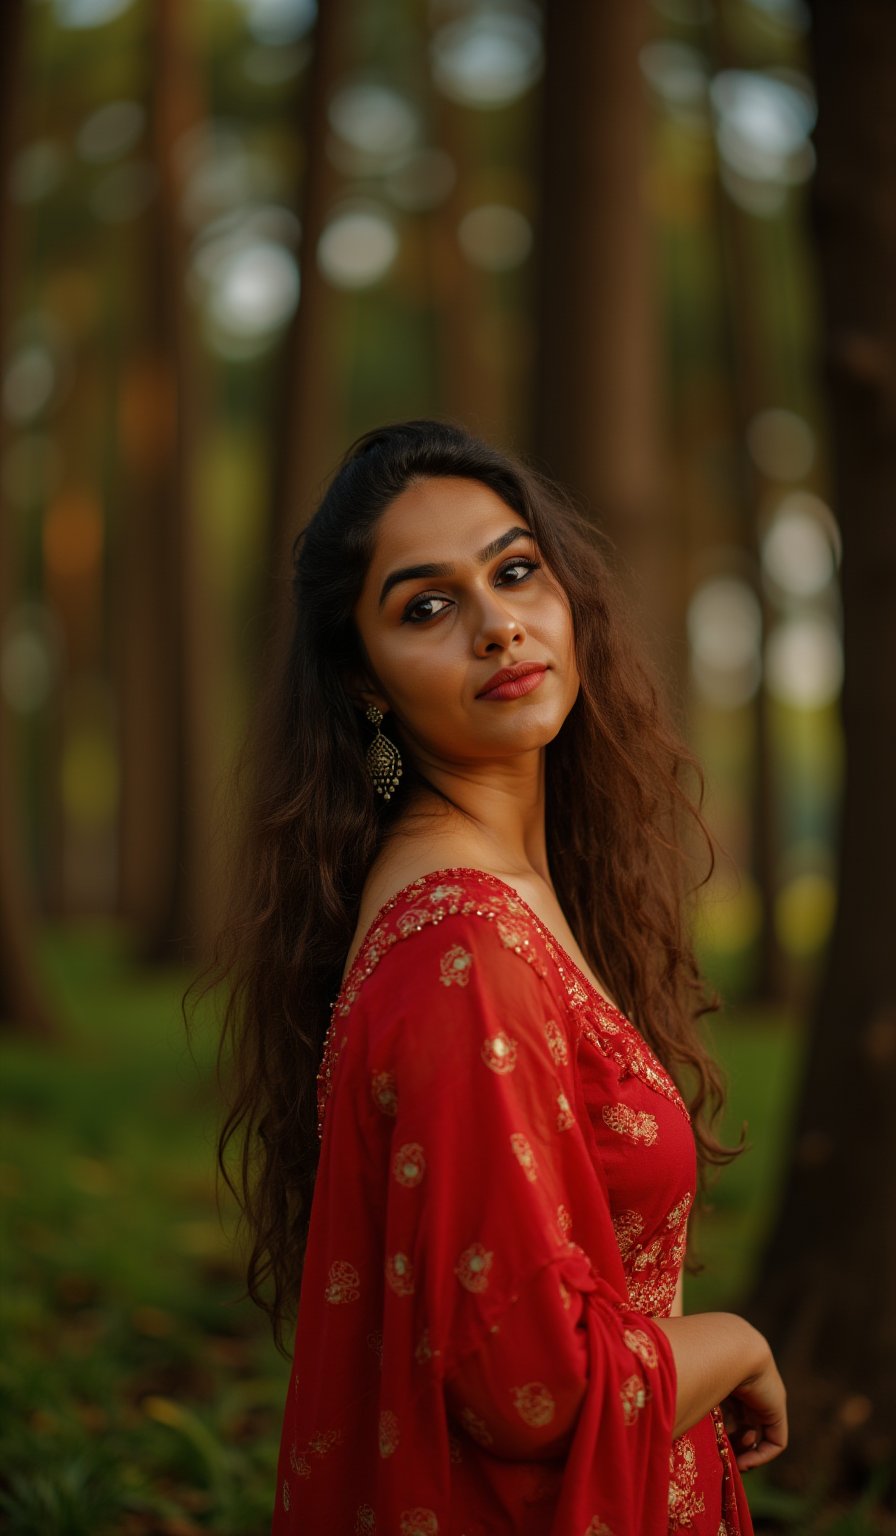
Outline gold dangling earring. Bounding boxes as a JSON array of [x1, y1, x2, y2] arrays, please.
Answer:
[[365, 705, 403, 800]]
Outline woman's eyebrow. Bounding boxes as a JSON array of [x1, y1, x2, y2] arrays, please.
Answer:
[[378, 526, 534, 608]]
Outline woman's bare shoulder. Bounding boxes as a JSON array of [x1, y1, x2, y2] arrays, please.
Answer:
[[343, 840, 502, 980]]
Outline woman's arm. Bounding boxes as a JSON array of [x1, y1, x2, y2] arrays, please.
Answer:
[[446, 1279, 786, 1472], [654, 1311, 788, 1470]]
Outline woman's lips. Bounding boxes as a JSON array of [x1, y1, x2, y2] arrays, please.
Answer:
[[478, 667, 547, 701]]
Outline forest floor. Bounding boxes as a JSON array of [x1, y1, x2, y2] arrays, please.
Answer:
[[0, 926, 884, 1534]]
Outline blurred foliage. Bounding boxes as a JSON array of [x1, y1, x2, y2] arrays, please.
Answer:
[[0, 928, 283, 1534]]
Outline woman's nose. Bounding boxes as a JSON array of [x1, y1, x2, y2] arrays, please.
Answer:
[[473, 593, 527, 654]]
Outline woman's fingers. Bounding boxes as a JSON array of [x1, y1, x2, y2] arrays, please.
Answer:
[[736, 1443, 784, 1470], [734, 1424, 788, 1471]]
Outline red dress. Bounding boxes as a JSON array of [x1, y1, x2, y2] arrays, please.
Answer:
[[271, 868, 754, 1536]]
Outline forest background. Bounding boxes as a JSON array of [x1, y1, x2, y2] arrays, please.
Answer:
[[1, 0, 894, 1533]]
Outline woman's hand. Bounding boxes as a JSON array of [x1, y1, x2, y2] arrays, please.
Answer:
[[722, 1347, 788, 1471], [654, 1311, 788, 1455]]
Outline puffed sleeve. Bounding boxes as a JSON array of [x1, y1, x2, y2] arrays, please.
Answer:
[[364, 908, 678, 1533]]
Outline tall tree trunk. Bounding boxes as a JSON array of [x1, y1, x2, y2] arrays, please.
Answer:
[[117, 0, 220, 964], [431, 97, 509, 443], [748, 0, 896, 1494], [267, 0, 346, 623], [0, 0, 58, 1036], [705, 14, 781, 1003], [532, 0, 686, 699]]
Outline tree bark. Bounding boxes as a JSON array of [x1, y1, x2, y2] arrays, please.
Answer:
[[705, 13, 781, 1004], [267, 0, 346, 621], [748, 0, 896, 1493], [0, 0, 58, 1036], [430, 95, 510, 444], [116, 0, 221, 964], [531, 0, 686, 698]]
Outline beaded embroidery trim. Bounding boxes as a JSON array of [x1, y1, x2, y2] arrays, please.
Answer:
[[710, 1405, 741, 1533], [315, 867, 690, 1139]]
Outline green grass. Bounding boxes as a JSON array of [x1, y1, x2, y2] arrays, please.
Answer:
[[0, 925, 286, 1536], [0, 929, 886, 1534], [686, 1004, 805, 1314]]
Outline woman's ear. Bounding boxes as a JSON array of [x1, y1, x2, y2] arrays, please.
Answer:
[[344, 670, 389, 716]]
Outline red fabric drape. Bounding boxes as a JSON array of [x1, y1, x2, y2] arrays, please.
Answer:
[[271, 869, 753, 1535]]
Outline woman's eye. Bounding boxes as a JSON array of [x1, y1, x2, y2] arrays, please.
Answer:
[[402, 595, 452, 624], [400, 558, 541, 624], [499, 557, 541, 583]]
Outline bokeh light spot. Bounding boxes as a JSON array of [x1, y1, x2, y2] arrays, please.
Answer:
[[458, 204, 532, 271], [3, 345, 56, 425], [192, 206, 301, 286], [431, 8, 543, 110], [765, 617, 843, 708], [3, 633, 53, 712], [11, 141, 65, 204], [688, 575, 762, 708], [177, 122, 284, 229], [762, 497, 837, 600], [747, 407, 814, 481], [1, 604, 63, 714], [457, 204, 528, 270], [77, 100, 145, 163], [329, 83, 418, 159], [239, 0, 316, 45], [318, 205, 399, 289], [54, 0, 134, 26], [207, 241, 300, 339], [746, 0, 810, 30], [640, 40, 708, 111], [711, 68, 816, 211], [190, 208, 301, 357]]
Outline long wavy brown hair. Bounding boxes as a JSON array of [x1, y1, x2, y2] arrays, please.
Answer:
[[187, 418, 740, 1356]]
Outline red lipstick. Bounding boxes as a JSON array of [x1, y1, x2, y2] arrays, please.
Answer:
[[476, 662, 548, 701]]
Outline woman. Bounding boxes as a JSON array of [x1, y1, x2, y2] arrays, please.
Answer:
[[210, 420, 787, 1534]]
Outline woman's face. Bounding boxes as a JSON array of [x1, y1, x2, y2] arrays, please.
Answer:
[[351, 476, 580, 771]]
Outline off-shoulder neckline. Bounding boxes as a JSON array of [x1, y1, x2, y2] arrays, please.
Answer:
[[335, 864, 629, 1025], [322, 865, 691, 1137]]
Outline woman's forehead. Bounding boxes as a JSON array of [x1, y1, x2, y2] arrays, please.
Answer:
[[369, 477, 525, 564]]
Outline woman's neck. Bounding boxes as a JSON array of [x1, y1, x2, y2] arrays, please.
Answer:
[[391, 770, 552, 889]]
